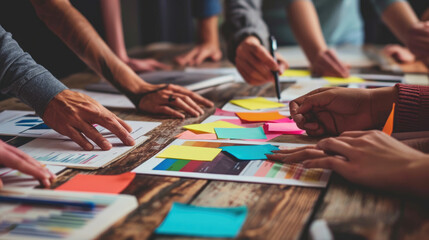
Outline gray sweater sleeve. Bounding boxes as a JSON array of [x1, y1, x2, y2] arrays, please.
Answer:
[[0, 25, 67, 116], [223, 0, 270, 64]]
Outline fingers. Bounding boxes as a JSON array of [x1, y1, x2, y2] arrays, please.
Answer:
[[79, 123, 112, 150], [236, 57, 271, 85], [155, 105, 185, 119], [175, 48, 198, 66], [312, 49, 349, 78], [170, 97, 201, 117], [115, 116, 133, 133], [267, 147, 326, 163], [95, 116, 135, 147], [276, 54, 289, 74], [169, 85, 214, 107], [316, 137, 354, 157], [303, 156, 350, 174], [63, 126, 94, 151]]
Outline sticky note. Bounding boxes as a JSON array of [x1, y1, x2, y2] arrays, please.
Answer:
[[215, 127, 267, 139], [382, 103, 395, 136], [55, 172, 135, 194], [155, 202, 247, 238], [265, 122, 305, 134], [176, 130, 218, 140], [230, 97, 285, 110], [156, 145, 221, 161], [268, 117, 295, 123], [281, 69, 311, 77], [183, 121, 243, 134], [324, 76, 365, 84], [236, 111, 285, 122], [220, 144, 279, 160], [214, 108, 236, 116]]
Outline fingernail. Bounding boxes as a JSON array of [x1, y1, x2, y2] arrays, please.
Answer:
[[102, 140, 112, 150], [126, 136, 135, 146], [85, 143, 94, 151]]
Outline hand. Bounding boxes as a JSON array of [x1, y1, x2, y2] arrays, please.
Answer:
[[382, 44, 416, 63], [43, 90, 135, 151], [310, 49, 349, 78], [175, 43, 222, 66], [0, 140, 55, 188], [138, 84, 214, 119], [235, 36, 288, 85], [125, 58, 171, 73], [289, 87, 397, 136], [407, 21, 429, 67]]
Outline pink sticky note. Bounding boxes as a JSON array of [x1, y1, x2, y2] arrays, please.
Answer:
[[265, 123, 305, 135], [268, 118, 295, 123], [176, 130, 218, 140], [214, 108, 236, 116]]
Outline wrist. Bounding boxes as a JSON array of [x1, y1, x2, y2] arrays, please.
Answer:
[[370, 86, 398, 128]]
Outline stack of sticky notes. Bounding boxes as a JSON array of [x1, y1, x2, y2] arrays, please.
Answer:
[[264, 122, 305, 135], [156, 202, 248, 238]]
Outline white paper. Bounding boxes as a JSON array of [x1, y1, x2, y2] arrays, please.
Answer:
[[72, 89, 135, 109], [0, 165, 65, 188]]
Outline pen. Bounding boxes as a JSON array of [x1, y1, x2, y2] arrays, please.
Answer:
[[269, 35, 281, 102], [0, 195, 96, 210]]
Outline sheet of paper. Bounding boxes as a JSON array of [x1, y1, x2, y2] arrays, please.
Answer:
[[17, 121, 156, 169], [155, 202, 247, 238], [265, 123, 305, 135], [281, 80, 328, 101], [324, 76, 365, 84], [156, 145, 221, 161], [236, 111, 285, 122], [220, 144, 279, 160], [176, 130, 218, 140], [281, 69, 311, 77], [215, 127, 266, 139], [229, 97, 285, 110], [0, 165, 65, 188], [72, 89, 134, 109], [183, 121, 243, 134], [133, 139, 331, 188], [55, 172, 135, 194]]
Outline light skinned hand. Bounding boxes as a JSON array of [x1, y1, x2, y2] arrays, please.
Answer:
[[125, 58, 171, 73], [311, 49, 349, 78], [43, 90, 135, 151], [267, 130, 429, 198], [138, 84, 214, 119], [175, 43, 222, 66], [407, 21, 429, 67], [235, 36, 288, 85], [382, 44, 416, 63], [0, 140, 55, 188], [289, 86, 397, 136]]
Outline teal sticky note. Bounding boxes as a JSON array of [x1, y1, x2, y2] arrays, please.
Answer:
[[155, 202, 248, 238], [220, 144, 279, 160], [214, 127, 267, 139]]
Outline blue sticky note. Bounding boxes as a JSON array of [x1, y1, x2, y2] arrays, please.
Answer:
[[214, 127, 267, 139], [220, 144, 279, 160], [155, 202, 248, 238]]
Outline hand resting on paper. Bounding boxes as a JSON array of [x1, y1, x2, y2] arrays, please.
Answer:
[[310, 49, 349, 78], [0, 140, 55, 188], [43, 90, 135, 151], [266, 130, 429, 199], [289, 87, 397, 136]]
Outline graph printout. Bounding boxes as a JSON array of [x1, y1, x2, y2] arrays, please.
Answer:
[[133, 139, 331, 188]]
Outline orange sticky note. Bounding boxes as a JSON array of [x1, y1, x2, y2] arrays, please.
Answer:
[[55, 172, 136, 194], [382, 103, 395, 136], [235, 111, 285, 122]]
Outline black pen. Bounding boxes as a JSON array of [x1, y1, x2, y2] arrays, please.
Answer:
[[269, 36, 281, 102]]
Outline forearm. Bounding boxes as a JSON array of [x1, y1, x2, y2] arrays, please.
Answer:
[[30, 0, 150, 104], [380, 1, 419, 44], [422, 9, 429, 21], [100, 0, 129, 61], [197, 16, 219, 46], [287, 0, 327, 61]]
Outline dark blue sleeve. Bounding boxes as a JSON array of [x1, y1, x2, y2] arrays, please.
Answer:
[[192, 0, 222, 19]]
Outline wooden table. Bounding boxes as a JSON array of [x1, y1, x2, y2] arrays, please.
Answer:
[[1, 46, 429, 240]]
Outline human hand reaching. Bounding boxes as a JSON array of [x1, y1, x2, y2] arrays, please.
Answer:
[[310, 49, 349, 78], [235, 36, 288, 85], [383, 44, 416, 63], [43, 90, 135, 151], [0, 140, 55, 188], [175, 43, 222, 66], [137, 84, 214, 119], [124, 58, 171, 73], [407, 21, 429, 67]]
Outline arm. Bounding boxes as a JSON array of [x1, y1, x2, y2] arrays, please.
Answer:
[[100, 0, 169, 72], [30, 0, 213, 118], [286, 0, 349, 78], [224, 0, 288, 85]]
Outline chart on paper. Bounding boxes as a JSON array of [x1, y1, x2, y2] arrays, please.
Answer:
[[133, 139, 331, 188]]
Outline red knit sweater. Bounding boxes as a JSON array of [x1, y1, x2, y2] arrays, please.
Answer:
[[394, 84, 429, 132]]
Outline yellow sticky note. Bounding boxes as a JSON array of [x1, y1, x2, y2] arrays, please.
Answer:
[[156, 145, 221, 161], [324, 76, 365, 84], [230, 97, 285, 110], [281, 69, 311, 77], [183, 121, 243, 134]]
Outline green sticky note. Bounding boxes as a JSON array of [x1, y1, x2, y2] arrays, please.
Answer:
[[220, 144, 279, 160], [156, 202, 248, 238], [214, 127, 267, 139]]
